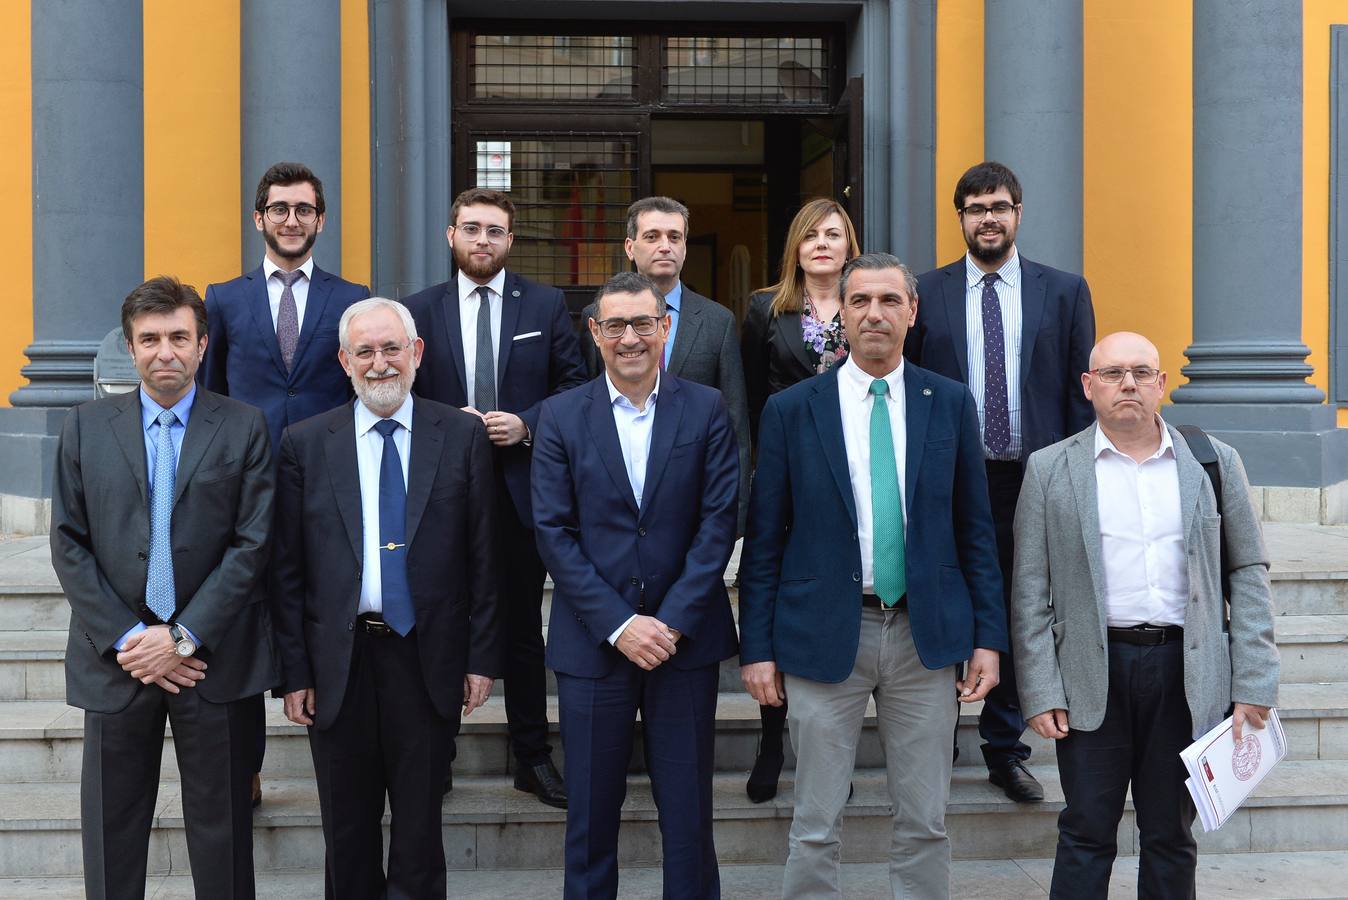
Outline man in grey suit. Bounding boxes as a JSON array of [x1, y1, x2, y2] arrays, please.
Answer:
[[51, 276, 277, 899], [579, 196, 750, 529], [1011, 331, 1279, 899]]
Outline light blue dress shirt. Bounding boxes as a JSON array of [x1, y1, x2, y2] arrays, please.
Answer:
[[353, 394, 414, 615], [604, 371, 660, 644], [963, 249, 1024, 461], [663, 281, 682, 368]]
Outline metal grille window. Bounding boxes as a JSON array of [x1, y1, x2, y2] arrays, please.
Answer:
[[472, 35, 635, 100], [663, 36, 830, 105], [471, 135, 637, 288]]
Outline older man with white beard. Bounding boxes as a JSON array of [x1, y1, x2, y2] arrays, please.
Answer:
[[271, 297, 502, 899]]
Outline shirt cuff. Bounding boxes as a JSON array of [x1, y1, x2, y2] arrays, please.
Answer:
[[115, 621, 147, 651], [177, 624, 200, 648], [607, 614, 638, 646]]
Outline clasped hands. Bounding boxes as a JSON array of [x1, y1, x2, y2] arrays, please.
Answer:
[[116, 624, 206, 694], [616, 615, 681, 671]]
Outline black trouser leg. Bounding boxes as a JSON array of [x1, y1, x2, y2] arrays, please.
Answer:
[[500, 496, 552, 767], [757, 698, 788, 753], [976, 460, 1030, 769]]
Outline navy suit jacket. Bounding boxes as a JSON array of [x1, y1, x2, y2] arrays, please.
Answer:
[[405, 271, 587, 525], [532, 374, 740, 679], [904, 256, 1095, 459], [200, 264, 370, 450], [738, 363, 1006, 683]]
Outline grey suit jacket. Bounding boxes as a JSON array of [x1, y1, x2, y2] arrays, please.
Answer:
[[50, 387, 279, 713], [1010, 422, 1279, 738], [580, 287, 751, 532]]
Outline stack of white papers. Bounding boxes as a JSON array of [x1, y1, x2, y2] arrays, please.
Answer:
[[1181, 708, 1286, 832]]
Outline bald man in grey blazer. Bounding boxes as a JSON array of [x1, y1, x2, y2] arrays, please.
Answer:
[[1011, 331, 1279, 899]]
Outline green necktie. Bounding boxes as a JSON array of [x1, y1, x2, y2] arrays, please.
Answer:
[[869, 378, 906, 607]]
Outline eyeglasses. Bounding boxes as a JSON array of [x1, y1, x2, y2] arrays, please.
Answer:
[[959, 202, 1018, 220], [262, 202, 320, 224], [594, 315, 660, 339], [349, 342, 411, 362], [455, 223, 510, 243], [1089, 366, 1161, 385]]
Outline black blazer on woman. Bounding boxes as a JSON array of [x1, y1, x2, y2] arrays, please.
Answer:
[[740, 290, 821, 446]]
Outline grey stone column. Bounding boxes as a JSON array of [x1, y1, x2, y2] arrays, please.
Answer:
[[12, 0, 144, 408], [983, 0, 1083, 273], [1167, 0, 1348, 501], [372, 0, 451, 298], [241, 0, 344, 275], [884, 0, 936, 273]]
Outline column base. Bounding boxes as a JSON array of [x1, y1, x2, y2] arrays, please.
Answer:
[[1162, 402, 1348, 492], [0, 408, 66, 511], [8, 340, 101, 408]]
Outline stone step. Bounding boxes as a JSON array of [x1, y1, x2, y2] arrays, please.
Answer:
[[1273, 614, 1348, 683], [3, 682, 1345, 785], [11, 849, 1348, 899], [2, 760, 1346, 877]]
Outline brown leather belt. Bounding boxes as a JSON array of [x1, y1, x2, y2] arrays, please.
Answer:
[[1107, 624, 1183, 646]]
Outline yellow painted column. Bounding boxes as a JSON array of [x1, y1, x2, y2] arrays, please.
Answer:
[[342, 0, 371, 289], [0, 1, 32, 405], [934, 0, 984, 267], [143, 0, 241, 296], [1083, 0, 1192, 400]]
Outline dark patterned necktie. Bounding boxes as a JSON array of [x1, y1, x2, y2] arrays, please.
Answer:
[[474, 286, 496, 411], [276, 268, 303, 373], [374, 419, 414, 636], [980, 272, 1011, 455]]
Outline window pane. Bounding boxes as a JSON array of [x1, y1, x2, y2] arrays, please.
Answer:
[[471, 35, 634, 101], [663, 36, 830, 105]]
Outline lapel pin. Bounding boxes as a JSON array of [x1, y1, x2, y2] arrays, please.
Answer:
[[922, 387, 932, 396], [512, 289, 521, 297]]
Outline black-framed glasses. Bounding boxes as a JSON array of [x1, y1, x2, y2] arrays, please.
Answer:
[[455, 223, 510, 243], [1089, 366, 1161, 385], [262, 202, 320, 224], [595, 315, 660, 339], [349, 342, 411, 362], [959, 202, 1018, 220]]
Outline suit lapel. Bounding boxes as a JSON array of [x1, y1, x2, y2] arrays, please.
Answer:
[[110, 391, 149, 505], [780, 310, 816, 374], [440, 281, 470, 402], [903, 368, 932, 510], [942, 265, 970, 381], [404, 398, 444, 546], [172, 390, 225, 508], [496, 272, 524, 385], [1169, 424, 1205, 542], [668, 290, 702, 374], [246, 266, 289, 379], [584, 380, 640, 516], [323, 409, 364, 564], [1018, 259, 1048, 388], [292, 265, 333, 375], [638, 376, 683, 523], [1065, 425, 1108, 609], [808, 369, 857, 526]]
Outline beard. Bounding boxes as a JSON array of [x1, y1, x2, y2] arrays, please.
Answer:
[[264, 226, 317, 262], [453, 243, 506, 280], [352, 367, 412, 416], [965, 223, 1016, 265]]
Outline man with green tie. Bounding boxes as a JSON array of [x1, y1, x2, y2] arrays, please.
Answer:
[[739, 253, 1006, 899]]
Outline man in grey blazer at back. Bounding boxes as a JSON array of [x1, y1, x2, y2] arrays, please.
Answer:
[[1011, 331, 1279, 899], [579, 196, 750, 530]]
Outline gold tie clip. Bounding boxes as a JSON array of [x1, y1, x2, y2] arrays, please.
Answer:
[[382, 542, 406, 551]]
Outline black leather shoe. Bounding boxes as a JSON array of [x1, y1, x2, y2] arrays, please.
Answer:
[[515, 759, 568, 809], [442, 764, 453, 796], [988, 762, 1044, 803], [746, 747, 784, 803]]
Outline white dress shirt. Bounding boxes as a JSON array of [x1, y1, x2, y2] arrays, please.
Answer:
[[458, 269, 506, 406], [262, 255, 314, 332], [837, 356, 907, 593], [964, 250, 1023, 460], [605, 372, 660, 644], [1094, 420, 1190, 627], [354, 394, 414, 615]]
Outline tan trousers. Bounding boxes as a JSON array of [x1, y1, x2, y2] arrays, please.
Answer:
[[782, 606, 959, 900]]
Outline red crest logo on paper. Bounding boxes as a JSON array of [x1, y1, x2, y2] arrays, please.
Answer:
[[1232, 734, 1262, 782]]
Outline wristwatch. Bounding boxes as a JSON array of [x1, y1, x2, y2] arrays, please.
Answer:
[[169, 623, 196, 658]]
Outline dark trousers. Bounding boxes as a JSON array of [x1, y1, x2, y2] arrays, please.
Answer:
[[1051, 640, 1197, 900], [557, 662, 721, 900], [82, 685, 258, 900], [309, 627, 459, 900], [977, 459, 1031, 768], [499, 493, 552, 766]]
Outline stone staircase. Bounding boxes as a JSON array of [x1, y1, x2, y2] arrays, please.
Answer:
[[1, 525, 1347, 895]]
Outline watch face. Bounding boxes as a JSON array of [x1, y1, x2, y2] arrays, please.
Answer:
[[176, 639, 194, 657]]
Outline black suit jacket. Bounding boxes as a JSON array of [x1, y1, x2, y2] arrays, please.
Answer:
[[905, 255, 1095, 458], [580, 287, 751, 531], [50, 388, 279, 713], [271, 397, 502, 731], [404, 271, 587, 526], [739, 289, 818, 447]]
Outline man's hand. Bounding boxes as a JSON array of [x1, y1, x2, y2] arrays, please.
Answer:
[[957, 648, 1000, 703], [1233, 702, 1271, 741], [463, 674, 494, 716], [1028, 708, 1070, 740], [483, 411, 528, 446], [153, 657, 207, 695], [461, 406, 488, 423], [615, 615, 679, 670], [741, 660, 785, 707], [284, 688, 316, 726], [117, 625, 182, 683]]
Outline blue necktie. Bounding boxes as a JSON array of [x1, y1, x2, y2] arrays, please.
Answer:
[[146, 409, 177, 623], [980, 272, 1011, 456], [374, 419, 414, 635]]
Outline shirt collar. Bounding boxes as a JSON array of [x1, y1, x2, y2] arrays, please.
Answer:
[[838, 354, 904, 402], [262, 255, 314, 283], [964, 247, 1021, 289], [664, 281, 683, 312], [1094, 416, 1174, 461], [354, 393, 415, 437], [458, 268, 507, 302], [605, 371, 661, 413], [139, 384, 196, 431]]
